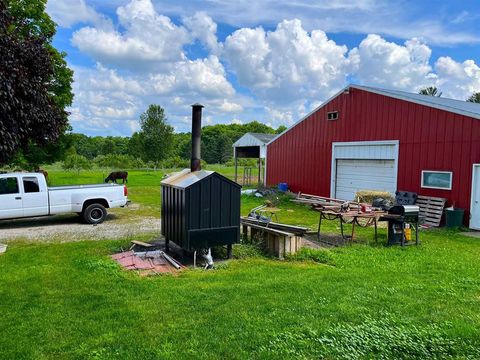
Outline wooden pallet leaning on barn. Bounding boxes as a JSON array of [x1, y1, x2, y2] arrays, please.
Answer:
[[416, 195, 447, 227]]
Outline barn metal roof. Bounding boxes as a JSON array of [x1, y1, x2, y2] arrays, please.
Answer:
[[233, 132, 276, 148], [268, 84, 480, 146], [249, 133, 277, 143], [352, 85, 480, 120]]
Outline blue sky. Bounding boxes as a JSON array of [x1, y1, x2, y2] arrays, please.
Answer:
[[46, 0, 480, 136]]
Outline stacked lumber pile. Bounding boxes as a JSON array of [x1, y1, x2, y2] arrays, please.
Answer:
[[292, 193, 361, 212]]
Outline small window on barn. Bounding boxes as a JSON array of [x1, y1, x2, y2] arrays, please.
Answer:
[[327, 111, 339, 121], [421, 171, 452, 190]]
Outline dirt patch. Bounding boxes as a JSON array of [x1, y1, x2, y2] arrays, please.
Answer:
[[0, 214, 160, 242]]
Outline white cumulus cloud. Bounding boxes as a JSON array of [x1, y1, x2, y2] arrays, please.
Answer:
[[435, 57, 480, 100], [224, 19, 351, 103], [46, 0, 112, 28], [72, 0, 190, 70], [183, 12, 221, 53], [349, 34, 436, 91], [150, 56, 234, 98]]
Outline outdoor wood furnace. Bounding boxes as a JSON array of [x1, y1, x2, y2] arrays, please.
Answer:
[[161, 104, 241, 255]]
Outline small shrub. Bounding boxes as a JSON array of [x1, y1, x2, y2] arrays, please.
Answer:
[[213, 262, 230, 270], [63, 154, 90, 173], [213, 243, 265, 259], [160, 157, 208, 169], [233, 243, 265, 259], [161, 156, 189, 169], [285, 247, 334, 265]]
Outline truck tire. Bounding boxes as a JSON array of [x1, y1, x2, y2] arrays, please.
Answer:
[[83, 203, 107, 224]]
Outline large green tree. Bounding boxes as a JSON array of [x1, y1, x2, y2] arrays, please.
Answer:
[[467, 92, 480, 103], [139, 105, 174, 167], [276, 125, 287, 134], [0, 0, 73, 165]]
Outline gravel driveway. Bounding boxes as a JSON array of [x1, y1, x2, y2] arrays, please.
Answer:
[[0, 214, 160, 242]]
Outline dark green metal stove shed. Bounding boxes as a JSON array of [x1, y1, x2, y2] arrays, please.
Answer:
[[161, 169, 241, 253], [161, 104, 241, 257]]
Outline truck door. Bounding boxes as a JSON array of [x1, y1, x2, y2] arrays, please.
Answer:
[[0, 176, 23, 219], [22, 176, 49, 217]]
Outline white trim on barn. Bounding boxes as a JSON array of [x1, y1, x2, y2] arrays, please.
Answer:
[[264, 145, 268, 185], [330, 140, 400, 200], [470, 164, 480, 230]]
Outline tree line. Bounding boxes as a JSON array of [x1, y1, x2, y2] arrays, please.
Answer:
[[58, 104, 286, 171], [419, 86, 480, 103]]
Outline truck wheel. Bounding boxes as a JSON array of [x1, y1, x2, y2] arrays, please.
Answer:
[[83, 203, 107, 224]]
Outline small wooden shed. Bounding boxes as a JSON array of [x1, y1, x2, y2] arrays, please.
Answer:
[[232, 132, 277, 185], [161, 169, 241, 253]]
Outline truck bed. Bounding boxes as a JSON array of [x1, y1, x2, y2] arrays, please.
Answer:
[[48, 184, 122, 191]]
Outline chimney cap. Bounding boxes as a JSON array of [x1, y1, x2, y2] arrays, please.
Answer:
[[191, 103, 204, 108]]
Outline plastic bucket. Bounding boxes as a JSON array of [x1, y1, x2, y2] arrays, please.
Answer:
[[445, 209, 464, 228], [278, 183, 288, 192]]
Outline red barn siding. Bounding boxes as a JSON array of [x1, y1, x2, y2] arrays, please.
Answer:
[[266, 88, 480, 220]]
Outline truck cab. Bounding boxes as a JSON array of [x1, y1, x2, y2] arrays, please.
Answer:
[[0, 173, 49, 219]]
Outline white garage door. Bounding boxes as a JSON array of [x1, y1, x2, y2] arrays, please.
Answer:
[[335, 159, 396, 200]]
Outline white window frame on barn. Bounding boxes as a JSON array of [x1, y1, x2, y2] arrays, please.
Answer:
[[421, 170, 453, 190], [327, 111, 339, 120]]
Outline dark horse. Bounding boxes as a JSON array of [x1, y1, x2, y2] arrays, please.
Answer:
[[105, 171, 128, 184], [35, 168, 48, 179]]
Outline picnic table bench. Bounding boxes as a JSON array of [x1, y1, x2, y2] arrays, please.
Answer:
[[316, 209, 386, 245]]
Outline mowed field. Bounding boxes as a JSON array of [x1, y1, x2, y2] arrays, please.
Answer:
[[1, 167, 480, 359]]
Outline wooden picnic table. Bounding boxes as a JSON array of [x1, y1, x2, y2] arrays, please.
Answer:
[[316, 209, 386, 245]]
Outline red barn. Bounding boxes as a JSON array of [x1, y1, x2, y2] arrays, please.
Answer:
[[266, 85, 480, 228]]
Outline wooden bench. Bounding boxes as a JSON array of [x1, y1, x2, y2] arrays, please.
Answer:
[[416, 195, 447, 227], [240, 218, 306, 259]]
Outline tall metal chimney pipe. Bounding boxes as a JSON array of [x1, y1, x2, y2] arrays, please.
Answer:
[[191, 103, 204, 172]]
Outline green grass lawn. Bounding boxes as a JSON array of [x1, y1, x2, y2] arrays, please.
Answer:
[[1, 167, 480, 359]]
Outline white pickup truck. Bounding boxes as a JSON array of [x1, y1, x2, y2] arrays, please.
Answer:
[[0, 172, 128, 224]]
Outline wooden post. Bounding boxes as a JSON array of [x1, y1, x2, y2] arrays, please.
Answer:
[[234, 149, 238, 183], [242, 224, 248, 242], [227, 244, 232, 259], [258, 157, 261, 186]]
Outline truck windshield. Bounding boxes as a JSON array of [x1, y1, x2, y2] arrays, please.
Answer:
[[0, 177, 19, 195]]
